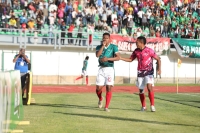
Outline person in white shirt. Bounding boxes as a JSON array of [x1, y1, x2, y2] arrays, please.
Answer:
[[72, 8, 77, 24], [137, 9, 144, 26], [111, 11, 117, 21]]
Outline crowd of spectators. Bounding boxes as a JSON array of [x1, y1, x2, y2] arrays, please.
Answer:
[[0, 0, 200, 41]]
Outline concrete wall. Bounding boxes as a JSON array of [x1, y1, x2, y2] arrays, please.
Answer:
[[1, 49, 200, 84]]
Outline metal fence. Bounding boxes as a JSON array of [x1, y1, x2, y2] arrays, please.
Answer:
[[0, 28, 101, 50]]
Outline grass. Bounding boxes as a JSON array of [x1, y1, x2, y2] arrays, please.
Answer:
[[15, 92, 200, 133]]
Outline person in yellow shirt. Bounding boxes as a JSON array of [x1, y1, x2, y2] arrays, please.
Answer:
[[127, 5, 133, 15], [9, 16, 17, 29], [27, 19, 35, 32]]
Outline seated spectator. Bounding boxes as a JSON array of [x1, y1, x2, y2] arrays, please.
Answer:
[[9, 16, 17, 30], [27, 19, 35, 32]]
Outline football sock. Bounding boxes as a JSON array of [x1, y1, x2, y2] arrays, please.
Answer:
[[139, 93, 146, 107], [75, 76, 82, 80], [86, 77, 88, 85], [148, 91, 155, 106], [96, 90, 103, 101], [105, 91, 112, 108]]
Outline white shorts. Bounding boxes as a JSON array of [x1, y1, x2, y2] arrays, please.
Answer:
[[136, 75, 154, 89], [96, 67, 114, 86], [81, 70, 88, 76]]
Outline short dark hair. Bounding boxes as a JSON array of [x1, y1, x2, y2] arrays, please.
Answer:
[[85, 56, 89, 60], [137, 36, 146, 45], [103, 32, 110, 38]]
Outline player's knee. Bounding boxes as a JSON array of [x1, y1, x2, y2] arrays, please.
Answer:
[[139, 89, 144, 94]]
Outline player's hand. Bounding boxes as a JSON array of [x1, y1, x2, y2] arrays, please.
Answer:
[[157, 70, 161, 75], [102, 41, 106, 46], [100, 57, 108, 62]]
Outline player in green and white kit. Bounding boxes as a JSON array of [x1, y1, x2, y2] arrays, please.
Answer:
[[74, 56, 89, 86], [96, 33, 120, 112]]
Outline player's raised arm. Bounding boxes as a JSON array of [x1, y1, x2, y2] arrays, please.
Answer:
[[96, 41, 106, 57]]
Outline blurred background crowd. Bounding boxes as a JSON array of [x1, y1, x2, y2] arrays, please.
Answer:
[[0, 0, 200, 39]]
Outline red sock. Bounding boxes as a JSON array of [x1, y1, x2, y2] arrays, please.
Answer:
[[139, 93, 146, 107], [105, 91, 112, 108], [75, 76, 82, 80], [86, 77, 88, 85], [96, 90, 103, 101], [148, 91, 155, 106]]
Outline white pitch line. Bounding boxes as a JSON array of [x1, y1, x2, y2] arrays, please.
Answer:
[[178, 93, 200, 97]]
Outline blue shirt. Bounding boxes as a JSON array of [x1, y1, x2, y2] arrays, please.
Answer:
[[14, 55, 29, 73]]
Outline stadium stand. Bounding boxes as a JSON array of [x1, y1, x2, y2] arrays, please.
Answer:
[[0, 0, 199, 45]]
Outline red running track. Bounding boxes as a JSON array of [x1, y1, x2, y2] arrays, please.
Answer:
[[32, 85, 200, 93]]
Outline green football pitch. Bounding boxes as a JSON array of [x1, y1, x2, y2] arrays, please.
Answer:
[[15, 92, 200, 133]]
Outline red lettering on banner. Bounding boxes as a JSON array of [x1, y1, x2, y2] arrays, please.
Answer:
[[110, 35, 170, 55]]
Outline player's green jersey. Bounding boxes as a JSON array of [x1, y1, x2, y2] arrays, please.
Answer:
[[96, 44, 119, 67], [82, 60, 88, 70]]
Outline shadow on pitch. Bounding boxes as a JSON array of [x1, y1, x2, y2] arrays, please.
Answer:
[[133, 93, 200, 108], [32, 103, 139, 111], [54, 111, 199, 128], [155, 97, 200, 108]]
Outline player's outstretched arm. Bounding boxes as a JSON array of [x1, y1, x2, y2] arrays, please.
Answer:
[[120, 57, 133, 62]]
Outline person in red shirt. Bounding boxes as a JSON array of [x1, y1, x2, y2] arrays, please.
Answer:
[[68, 24, 75, 45]]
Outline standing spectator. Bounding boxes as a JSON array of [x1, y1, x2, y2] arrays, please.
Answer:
[[72, 8, 77, 24], [75, 23, 83, 46], [67, 23, 75, 45], [43, 5, 48, 24], [142, 14, 147, 30], [112, 18, 118, 34], [127, 18, 134, 36], [60, 21, 67, 45]]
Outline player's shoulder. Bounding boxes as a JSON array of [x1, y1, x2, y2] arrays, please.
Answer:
[[110, 43, 118, 49], [96, 45, 101, 50], [145, 47, 155, 52]]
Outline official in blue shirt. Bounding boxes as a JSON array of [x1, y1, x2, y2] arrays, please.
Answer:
[[13, 48, 30, 93]]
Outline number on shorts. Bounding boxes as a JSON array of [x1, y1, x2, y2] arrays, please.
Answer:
[[107, 77, 111, 82]]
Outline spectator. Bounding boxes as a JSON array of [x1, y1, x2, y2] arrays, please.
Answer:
[[75, 23, 83, 46], [27, 18, 35, 32], [68, 23, 75, 45], [60, 21, 67, 45], [112, 17, 118, 34], [127, 18, 134, 36], [9, 16, 16, 30], [13, 48, 30, 96]]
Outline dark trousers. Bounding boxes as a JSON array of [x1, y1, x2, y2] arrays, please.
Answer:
[[21, 74, 27, 90], [68, 33, 73, 44], [61, 32, 66, 45], [75, 33, 82, 45]]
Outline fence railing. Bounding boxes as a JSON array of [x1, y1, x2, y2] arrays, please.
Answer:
[[0, 28, 97, 50]]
